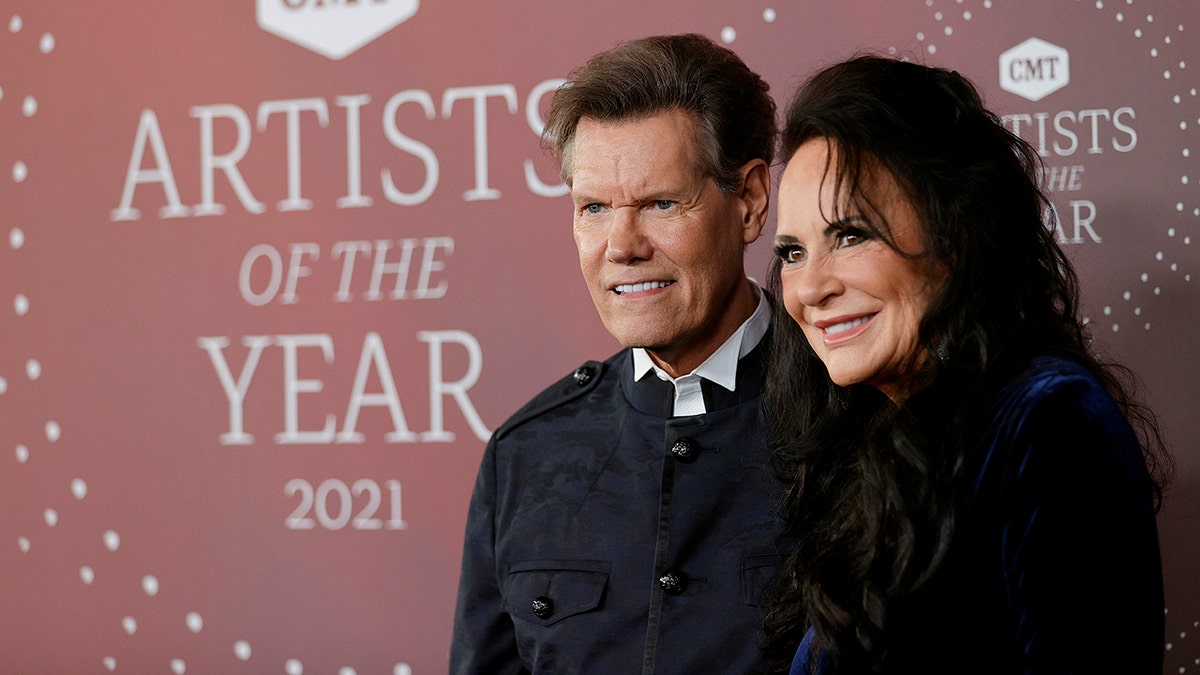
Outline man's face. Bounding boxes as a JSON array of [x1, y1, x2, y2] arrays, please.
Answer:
[[569, 110, 765, 376]]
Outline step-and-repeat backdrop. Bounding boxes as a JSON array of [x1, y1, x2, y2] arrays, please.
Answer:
[[2, 1, 1196, 672]]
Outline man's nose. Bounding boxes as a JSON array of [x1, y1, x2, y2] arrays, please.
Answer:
[[606, 208, 652, 263]]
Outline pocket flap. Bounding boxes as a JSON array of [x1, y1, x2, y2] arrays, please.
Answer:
[[502, 559, 610, 627]]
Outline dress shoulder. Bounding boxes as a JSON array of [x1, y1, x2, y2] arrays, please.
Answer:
[[986, 356, 1114, 431]]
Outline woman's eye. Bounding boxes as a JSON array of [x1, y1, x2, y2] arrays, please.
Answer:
[[775, 245, 806, 264], [838, 231, 868, 247]]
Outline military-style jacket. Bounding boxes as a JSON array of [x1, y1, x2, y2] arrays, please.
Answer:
[[451, 340, 790, 674]]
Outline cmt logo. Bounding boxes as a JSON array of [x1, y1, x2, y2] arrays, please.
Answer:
[[999, 38, 1069, 102], [257, 0, 419, 60]]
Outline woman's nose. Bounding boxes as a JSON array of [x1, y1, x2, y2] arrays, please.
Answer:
[[787, 256, 843, 309]]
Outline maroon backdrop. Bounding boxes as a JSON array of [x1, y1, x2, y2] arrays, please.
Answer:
[[1, 1, 1196, 672]]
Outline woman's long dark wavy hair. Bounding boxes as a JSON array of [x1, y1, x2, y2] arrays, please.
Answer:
[[762, 55, 1171, 672]]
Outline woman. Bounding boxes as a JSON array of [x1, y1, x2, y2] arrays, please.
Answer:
[[764, 55, 1170, 674]]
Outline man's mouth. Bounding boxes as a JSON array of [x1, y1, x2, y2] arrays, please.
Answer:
[[614, 281, 674, 295]]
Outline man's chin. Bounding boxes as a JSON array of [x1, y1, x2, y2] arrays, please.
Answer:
[[603, 321, 670, 352], [612, 332, 670, 353]]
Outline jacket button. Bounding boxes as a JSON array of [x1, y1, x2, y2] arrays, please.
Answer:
[[658, 571, 687, 595], [572, 366, 595, 387], [532, 596, 554, 619], [670, 437, 699, 463]]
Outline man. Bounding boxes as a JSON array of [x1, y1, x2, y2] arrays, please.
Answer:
[[451, 34, 789, 674]]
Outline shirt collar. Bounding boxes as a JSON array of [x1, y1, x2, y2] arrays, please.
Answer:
[[632, 285, 770, 392]]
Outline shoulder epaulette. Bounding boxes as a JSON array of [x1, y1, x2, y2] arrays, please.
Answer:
[[494, 360, 606, 441]]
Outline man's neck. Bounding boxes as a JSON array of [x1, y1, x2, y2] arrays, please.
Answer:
[[645, 280, 758, 378]]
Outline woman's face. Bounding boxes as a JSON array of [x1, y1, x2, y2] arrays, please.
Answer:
[[775, 139, 942, 403]]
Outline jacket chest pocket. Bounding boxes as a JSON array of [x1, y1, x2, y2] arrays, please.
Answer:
[[742, 553, 788, 607], [501, 559, 610, 627]]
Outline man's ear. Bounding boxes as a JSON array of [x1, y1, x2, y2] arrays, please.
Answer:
[[737, 159, 771, 244]]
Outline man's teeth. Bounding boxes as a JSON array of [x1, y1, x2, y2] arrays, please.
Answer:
[[615, 281, 672, 295], [825, 316, 872, 334]]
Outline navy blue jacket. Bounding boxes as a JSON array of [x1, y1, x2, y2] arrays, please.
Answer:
[[452, 340, 790, 674]]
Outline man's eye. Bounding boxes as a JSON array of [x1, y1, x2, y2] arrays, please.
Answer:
[[654, 200, 676, 210], [584, 203, 603, 214]]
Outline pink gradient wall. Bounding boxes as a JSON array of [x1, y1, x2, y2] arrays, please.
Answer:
[[1, 1, 1196, 672]]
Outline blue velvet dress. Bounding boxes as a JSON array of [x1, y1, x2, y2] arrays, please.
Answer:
[[790, 356, 1164, 674]]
